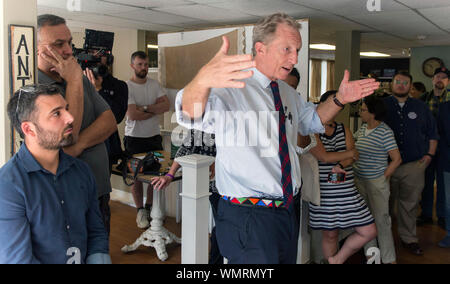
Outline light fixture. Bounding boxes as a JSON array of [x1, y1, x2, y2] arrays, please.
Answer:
[[310, 44, 336, 50], [417, 35, 427, 40], [147, 44, 158, 49], [360, 52, 391, 57], [310, 44, 390, 57]]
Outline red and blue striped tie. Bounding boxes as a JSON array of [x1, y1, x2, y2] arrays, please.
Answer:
[[270, 81, 294, 211]]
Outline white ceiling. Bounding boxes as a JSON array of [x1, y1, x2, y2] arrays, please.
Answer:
[[37, 0, 450, 58]]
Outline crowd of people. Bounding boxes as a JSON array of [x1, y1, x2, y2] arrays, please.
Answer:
[[0, 12, 448, 264]]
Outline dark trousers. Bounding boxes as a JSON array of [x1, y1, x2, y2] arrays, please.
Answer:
[[124, 135, 163, 155], [209, 192, 223, 264], [99, 194, 111, 236], [421, 158, 445, 219], [216, 197, 300, 264]]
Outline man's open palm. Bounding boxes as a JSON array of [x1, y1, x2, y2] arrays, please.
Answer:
[[337, 70, 380, 104]]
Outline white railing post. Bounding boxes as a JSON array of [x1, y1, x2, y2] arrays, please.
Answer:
[[175, 154, 215, 264]]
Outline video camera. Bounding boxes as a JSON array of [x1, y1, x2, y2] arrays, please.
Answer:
[[73, 29, 115, 78]]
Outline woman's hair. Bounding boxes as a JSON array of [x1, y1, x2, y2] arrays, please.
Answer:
[[362, 95, 387, 122], [319, 90, 338, 103], [412, 81, 426, 93]]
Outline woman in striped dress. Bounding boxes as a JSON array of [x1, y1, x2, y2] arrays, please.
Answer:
[[354, 95, 402, 264], [309, 91, 377, 264]]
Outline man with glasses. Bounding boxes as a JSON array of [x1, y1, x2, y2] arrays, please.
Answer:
[[36, 14, 117, 234], [0, 85, 110, 264], [383, 72, 438, 256], [418, 67, 450, 229]]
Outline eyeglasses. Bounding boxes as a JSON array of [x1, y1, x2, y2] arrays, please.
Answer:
[[394, 80, 409, 86], [15, 89, 23, 115], [15, 84, 61, 120]]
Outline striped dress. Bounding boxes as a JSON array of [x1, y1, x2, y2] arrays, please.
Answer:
[[309, 123, 374, 230]]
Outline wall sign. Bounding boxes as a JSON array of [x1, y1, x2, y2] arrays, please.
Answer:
[[8, 25, 36, 155]]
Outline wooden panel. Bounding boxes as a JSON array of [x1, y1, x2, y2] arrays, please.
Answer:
[[162, 30, 238, 90]]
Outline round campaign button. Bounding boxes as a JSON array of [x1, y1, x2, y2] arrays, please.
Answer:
[[408, 112, 418, 120]]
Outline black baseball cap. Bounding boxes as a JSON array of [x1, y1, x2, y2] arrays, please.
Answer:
[[434, 67, 450, 77]]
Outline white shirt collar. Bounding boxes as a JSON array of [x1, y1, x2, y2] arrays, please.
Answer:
[[251, 67, 274, 89]]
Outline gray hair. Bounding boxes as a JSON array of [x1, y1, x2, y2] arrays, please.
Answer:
[[252, 13, 301, 56], [7, 84, 62, 138], [37, 14, 66, 40]]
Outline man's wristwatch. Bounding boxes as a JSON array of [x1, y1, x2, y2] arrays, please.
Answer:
[[333, 94, 345, 108], [425, 153, 434, 159]]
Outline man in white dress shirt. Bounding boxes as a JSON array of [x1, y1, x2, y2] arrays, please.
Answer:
[[175, 13, 379, 264]]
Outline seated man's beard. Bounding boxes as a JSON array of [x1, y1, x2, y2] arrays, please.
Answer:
[[35, 124, 75, 150]]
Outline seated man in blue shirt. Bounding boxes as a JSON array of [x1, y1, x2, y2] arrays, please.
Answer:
[[0, 84, 111, 264]]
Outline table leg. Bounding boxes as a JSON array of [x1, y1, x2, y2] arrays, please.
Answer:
[[122, 185, 181, 261]]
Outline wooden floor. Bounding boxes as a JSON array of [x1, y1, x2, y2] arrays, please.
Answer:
[[109, 200, 450, 264], [109, 201, 181, 264]]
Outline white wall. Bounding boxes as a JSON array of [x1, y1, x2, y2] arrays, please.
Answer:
[[0, 0, 38, 165], [411, 46, 450, 91], [158, 19, 309, 101]]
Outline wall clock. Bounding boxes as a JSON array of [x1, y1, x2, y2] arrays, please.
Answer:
[[422, 57, 444, 77]]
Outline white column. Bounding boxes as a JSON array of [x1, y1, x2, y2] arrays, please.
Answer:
[[0, 0, 37, 165], [175, 154, 215, 264]]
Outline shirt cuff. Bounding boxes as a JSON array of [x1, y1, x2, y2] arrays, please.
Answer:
[[175, 89, 215, 133], [298, 109, 325, 136], [86, 253, 112, 264]]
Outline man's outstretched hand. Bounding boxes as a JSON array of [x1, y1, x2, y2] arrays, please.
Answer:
[[336, 70, 380, 104], [182, 36, 256, 118], [193, 36, 256, 89]]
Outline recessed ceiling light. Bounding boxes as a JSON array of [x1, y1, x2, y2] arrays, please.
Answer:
[[360, 52, 390, 57], [147, 44, 158, 49], [310, 44, 390, 57], [310, 44, 336, 50]]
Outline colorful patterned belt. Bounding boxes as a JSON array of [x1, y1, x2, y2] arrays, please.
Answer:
[[221, 195, 285, 208]]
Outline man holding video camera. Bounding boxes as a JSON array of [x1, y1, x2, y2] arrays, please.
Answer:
[[84, 55, 129, 173], [37, 14, 117, 235]]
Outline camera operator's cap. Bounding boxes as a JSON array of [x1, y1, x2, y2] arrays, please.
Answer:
[[434, 67, 450, 77]]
